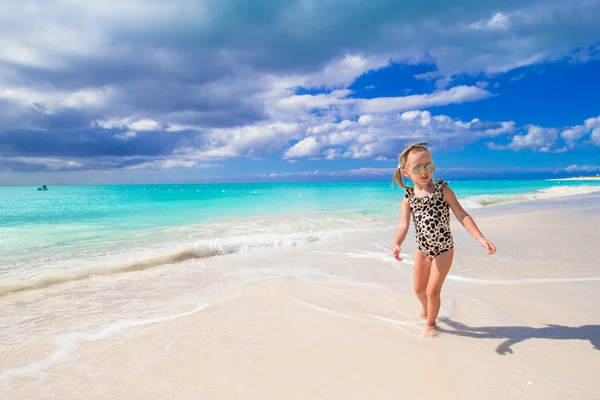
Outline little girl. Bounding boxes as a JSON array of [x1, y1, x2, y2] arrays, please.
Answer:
[[391, 142, 496, 337]]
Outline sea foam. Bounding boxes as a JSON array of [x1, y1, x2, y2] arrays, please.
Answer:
[[0, 230, 342, 296]]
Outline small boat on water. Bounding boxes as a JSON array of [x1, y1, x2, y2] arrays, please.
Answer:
[[37, 185, 49, 191]]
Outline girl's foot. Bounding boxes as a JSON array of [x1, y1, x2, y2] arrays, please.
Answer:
[[418, 310, 427, 320], [424, 324, 438, 337]]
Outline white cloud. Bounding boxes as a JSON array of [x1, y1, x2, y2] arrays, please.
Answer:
[[486, 115, 600, 152], [0, 86, 116, 114], [284, 137, 321, 159], [506, 126, 559, 152], [260, 167, 396, 179], [266, 78, 490, 123], [114, 131, 137, 141], [281, 109, 516, 160], [483, 53, 549, 75], [470, 12, 511, 31], [0, 38, 53, 69], [323, 148, 341, 160], [0, 11, 103, 69], [470, 120, 516, 137], [302, 54, 391, 89], [485, 142, 505, 151], [96, 117, 161, 131], [125, 158, 215, 171], [0, 157, 83, 170], [129, 119, 161, 131], [326, 130, 357, 146], [184, 122, 301, 160], [591, 128, 600, 146], [0, 1, 201, 69], [560, 116, 600, 147], [584, 116, 600, 128], [276, 90, 352, 113], [564, 165, 600, 173], [560, 126, 589, 144], [257, 165, 548, 180], [569, 43, 600, 63], [165, 124, 204, 133], [354, 86, 491, 114], [261, 169, 320, 178], [451, 2, 599, 74]]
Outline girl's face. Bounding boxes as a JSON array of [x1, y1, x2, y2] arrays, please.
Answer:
[[403, 150, 434, 186]]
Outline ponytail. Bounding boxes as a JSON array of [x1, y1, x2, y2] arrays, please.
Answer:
[[391, 167, 408, 189], [391, 141, 429, 189]]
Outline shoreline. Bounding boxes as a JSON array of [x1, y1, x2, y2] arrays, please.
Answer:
[[3, 189, 600, 299]]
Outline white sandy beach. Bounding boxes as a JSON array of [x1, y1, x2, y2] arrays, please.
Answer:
[[1, 194, 600, 399]]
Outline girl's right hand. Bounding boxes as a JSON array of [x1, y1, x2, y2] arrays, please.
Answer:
[[392, 244, 403, 261], [478, 238, 497, 255]]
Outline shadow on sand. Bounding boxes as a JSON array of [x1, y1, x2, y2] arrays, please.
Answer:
[[439, 320, 600, 355]]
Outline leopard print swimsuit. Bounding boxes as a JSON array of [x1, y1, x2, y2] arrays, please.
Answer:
[[405, 179, 454, 259]]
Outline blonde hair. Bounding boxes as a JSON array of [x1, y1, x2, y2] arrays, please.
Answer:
[[391, 142, 430, 189]]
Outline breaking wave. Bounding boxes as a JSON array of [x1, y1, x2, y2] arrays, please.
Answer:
[[462, 184, 600, 209], [0, 231, 340, 296]]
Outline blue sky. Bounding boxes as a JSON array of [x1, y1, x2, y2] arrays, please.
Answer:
[[0, 0, 599, 185]]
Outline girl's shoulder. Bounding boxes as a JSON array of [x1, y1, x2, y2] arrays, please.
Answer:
[[436, 178, 450, 192], [438, 179, 458, 204]]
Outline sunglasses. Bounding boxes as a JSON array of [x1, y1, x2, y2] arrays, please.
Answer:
[[411, 163, 435, 175]]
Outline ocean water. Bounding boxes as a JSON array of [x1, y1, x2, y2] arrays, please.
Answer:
[[1, 179, 600, 295]]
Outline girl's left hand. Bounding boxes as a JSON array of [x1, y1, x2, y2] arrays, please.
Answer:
[[479, 238, 496, 255]]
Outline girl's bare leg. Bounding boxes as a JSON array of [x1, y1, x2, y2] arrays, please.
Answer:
[[413, 251, 432, 319], [425, 248, 455, 336]]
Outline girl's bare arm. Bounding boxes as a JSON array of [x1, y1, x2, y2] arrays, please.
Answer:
[[393, 197, 411, 246], [442, 185, 496, 254]]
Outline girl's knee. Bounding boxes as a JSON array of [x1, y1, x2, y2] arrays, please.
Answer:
[[414, 281, 427, 296], [426, 287, 441, 299]]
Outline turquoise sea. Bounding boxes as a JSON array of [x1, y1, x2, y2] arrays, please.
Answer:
[[1, 179, 600, 294]]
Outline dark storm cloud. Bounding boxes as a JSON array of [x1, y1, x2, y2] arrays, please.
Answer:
[[0, 127, 200, 158], [30, 110, 95, 131]]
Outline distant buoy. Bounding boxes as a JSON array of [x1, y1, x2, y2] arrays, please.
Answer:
[[299, 193, 303, 197]]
